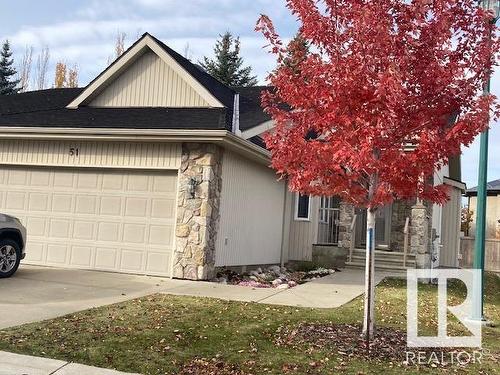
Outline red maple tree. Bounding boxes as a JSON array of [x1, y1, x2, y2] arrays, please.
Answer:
[[257, 0, 499, 339]]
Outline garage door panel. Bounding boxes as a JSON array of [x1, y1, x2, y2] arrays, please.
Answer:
[[149, 225, 173, 245], [30, 171, 51, 186], [120, 250, 144, 272], [77, 173, 99, 189], [26, 217, 46, 236], [123, 224, 146, 243], [8, 170, 28, 185], [146, 252, 171, 274], [97, 222, 121, 242], [151, 199, 175, 219], [75, 196, 97, 214], [73, 221, 95, 240], [100, 196, 122, 215], [46, 244, 68, 264], [6, 192, 26, 210], [153, 175, 177, 192], [102, 174, 124, 190], [127, 175, 149, 191], [0, 166, 176, 276], [49, 219, 71, 238], [52, 194, 73, 213], [124, 197, 148, 217], [54, 172, 74, 188], [95, 247, 119, 270], [26, 243, 44, 262], [28, 193, 49, 211], [70, 246, 93, 267]]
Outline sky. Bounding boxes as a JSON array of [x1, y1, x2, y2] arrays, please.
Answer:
[[1, 0, 499, 189]]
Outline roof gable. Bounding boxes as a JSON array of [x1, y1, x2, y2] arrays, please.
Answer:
[[89, 49, 210, 107], [67, 34, 230, 109]]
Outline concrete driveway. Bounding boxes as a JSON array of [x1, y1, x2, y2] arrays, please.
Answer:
[[0, 265, 172, 329], [0, 265, 397, 330]]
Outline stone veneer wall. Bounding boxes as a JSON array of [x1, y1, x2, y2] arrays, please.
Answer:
[[410, 201, 433, 268], [338, 202, 355, 250], [173, 143, 223, 280]]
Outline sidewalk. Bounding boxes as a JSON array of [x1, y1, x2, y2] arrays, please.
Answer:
[[0, 351, 140, 375]]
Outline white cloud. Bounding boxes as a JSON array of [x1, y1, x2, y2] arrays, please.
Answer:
[[5, 0, 499, 188]]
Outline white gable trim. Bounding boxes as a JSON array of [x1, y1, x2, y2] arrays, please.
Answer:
[[443, 177, 466, 192], [241, 120, 275, 139], [67, 35, 224, 109]]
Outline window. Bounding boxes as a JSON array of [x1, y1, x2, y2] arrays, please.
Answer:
[[295, 193, 311, 221]]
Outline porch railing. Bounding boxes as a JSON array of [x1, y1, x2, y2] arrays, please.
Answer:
[[403, 217, 410, 267], [317, 207, 341, 245], [348, 214, 357, 262]]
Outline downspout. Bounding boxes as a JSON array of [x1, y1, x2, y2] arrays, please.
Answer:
[[232, 93, 241, 137], [280, 180, 288, 268]]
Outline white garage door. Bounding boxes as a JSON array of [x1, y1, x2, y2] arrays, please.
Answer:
[[0, 166, 177, 276]]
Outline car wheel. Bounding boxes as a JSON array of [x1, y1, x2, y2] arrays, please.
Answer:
[[0, 239, 21, 278]]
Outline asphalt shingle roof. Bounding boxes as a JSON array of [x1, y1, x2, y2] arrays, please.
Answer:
[[234, 86, 272, 131], [466, 179, 500, 195], [0, 34, 271, 133]]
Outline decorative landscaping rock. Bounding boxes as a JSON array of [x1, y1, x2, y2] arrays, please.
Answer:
[[214, 265, 338, 289], [272, 278, 283, 286]]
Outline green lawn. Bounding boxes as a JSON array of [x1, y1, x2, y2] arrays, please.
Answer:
[[0, 274, 498, 375]]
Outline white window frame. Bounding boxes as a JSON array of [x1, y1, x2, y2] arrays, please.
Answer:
[[294, 193, 311, 221]]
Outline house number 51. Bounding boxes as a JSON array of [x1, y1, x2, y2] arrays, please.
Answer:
[[69, 147, 80, 156]]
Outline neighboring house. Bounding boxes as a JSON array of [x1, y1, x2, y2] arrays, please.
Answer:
[[0, 33, 465, 280], [465, 179, 500, 239]]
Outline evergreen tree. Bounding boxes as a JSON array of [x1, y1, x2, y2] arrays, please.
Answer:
[[200, 32, 258, 87], [282, 33, 310, 73], [0, 40, 20, 95]]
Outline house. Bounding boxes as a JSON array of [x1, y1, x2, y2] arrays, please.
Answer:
[[0, 33, 465, 280], [465, 179, 500, 239]]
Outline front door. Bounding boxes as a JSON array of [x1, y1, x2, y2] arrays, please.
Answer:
[[355, 204, 392, 249]]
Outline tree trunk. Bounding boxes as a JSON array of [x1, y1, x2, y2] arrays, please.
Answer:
[[363, 170, 378, 342], [362, 207, 376, 341]]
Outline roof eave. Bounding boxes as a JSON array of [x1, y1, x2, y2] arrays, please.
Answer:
[[0, 127, 270, 165]]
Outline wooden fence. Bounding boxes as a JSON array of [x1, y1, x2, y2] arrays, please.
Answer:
[[460, 237, 500, 273]]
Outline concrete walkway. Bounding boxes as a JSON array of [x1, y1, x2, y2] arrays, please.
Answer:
[[0, 351, 140, 375], [160, 268, 395, 308]]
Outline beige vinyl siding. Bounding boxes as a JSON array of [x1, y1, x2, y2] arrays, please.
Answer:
[[0, 140, 181, 170], [440, 186, 462, 267], [287, 195, 319, 261], [215, 151, 285, 267], [468, 195, 500, 239], [90, 50, 209, 107]]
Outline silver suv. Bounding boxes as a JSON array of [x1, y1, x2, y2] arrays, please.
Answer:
[[0, 214, 27, 278]]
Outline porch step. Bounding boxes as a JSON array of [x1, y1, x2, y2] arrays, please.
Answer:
[[345, 248, 415, 272], [345, 261, 411, 273], [350, 255, 415, 266]]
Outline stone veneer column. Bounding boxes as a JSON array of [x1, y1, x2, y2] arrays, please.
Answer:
[[390, 200, 414, 252], [411, 202, 431, 268], [338, 202, 356, 250], [173, 143, 222, 280]]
